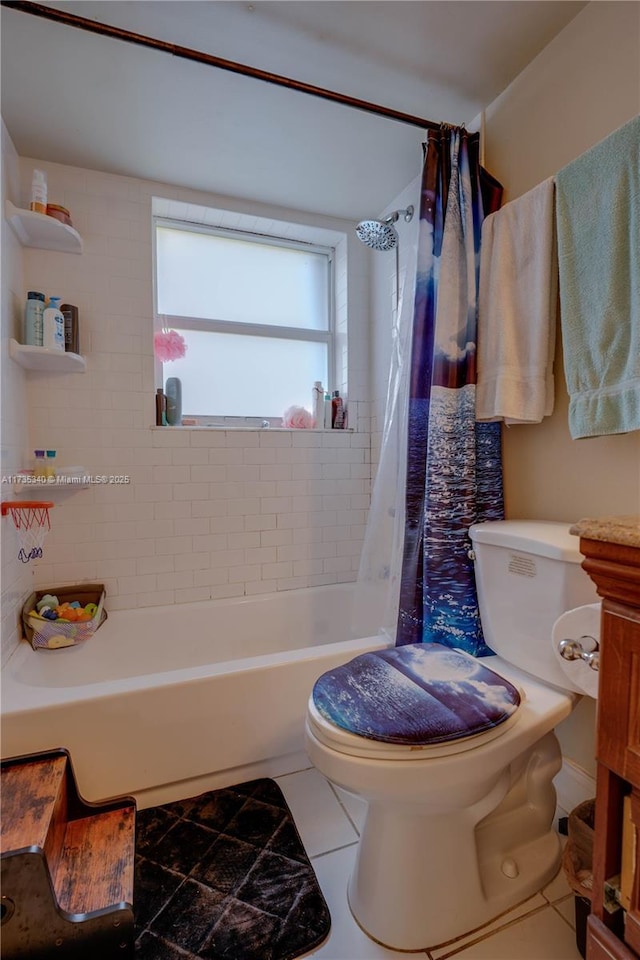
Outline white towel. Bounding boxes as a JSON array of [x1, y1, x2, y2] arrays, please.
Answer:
[[476, 177, 558, 424]]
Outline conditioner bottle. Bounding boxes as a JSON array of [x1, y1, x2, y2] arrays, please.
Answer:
[[42, 297, 65, 351]]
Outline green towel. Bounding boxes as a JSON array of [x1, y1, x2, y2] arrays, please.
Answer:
[[555, 115, 640, 439]]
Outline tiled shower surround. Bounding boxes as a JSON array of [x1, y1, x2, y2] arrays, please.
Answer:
[[1, 152, 373, 664], [32, 427, 371, 609]]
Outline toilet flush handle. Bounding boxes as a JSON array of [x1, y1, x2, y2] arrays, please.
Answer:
[[558, 635, 600, 671]]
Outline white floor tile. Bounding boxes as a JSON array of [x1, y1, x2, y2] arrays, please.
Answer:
[[331, 784, 367, 833], [276, 767, 359, 857], [430, 894, 547, 959], [308, 846, 424, 959], [553, 896, 577, 929], [542, 861, 573, 903], [439, 906, 581, 959]]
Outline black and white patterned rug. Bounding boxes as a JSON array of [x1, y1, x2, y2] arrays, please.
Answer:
[[134, 778, 331, 960]]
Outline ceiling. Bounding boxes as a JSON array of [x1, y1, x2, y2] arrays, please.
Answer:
[[1, 1, 587, 220]]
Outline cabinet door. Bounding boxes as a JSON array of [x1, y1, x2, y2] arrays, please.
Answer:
[[597, 605, 640, 784], [624, 790, 640, 955], [587, 916, 638, 960]]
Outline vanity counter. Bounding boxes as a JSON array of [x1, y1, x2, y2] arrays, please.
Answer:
[[570, 515, 640, 550]]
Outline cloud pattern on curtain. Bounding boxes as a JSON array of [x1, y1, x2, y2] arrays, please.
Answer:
[[397, 128, 504, 656]]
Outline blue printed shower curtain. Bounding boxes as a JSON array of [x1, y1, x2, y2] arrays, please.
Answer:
[[396, 127, 504, 655]]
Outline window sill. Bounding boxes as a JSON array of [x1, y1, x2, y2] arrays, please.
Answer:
[[149, 425, 352, 433]]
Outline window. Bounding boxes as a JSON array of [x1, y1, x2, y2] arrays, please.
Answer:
[[154, 220, 333, 421]]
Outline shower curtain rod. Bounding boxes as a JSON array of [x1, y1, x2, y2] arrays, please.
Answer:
[[2, 0, 442, 132]]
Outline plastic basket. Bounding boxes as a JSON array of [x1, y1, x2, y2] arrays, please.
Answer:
[[22, 584, 107, 650]]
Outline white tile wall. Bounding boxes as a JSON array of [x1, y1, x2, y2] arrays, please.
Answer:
[[1, 123, 33, 667], [1, 154, 373, 659]]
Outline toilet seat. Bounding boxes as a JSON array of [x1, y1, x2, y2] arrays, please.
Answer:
[[307, 696, 523, 760], [311, 643, 522, 754]]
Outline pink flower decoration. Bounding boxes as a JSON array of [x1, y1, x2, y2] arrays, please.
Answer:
[[283, 405, 314, 429], [154, 329, 187, 362]]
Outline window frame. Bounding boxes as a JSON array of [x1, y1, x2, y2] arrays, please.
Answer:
[[153, 217, 335, 423]]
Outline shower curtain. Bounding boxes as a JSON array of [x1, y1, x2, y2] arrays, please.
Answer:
[[353, 127, 503, 656], [397, 127, 504, 655]]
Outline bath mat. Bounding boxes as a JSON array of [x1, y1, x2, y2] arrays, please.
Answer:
[[134, 778, 331, 960]]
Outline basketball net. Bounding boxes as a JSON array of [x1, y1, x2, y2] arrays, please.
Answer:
[[1, 501, 53, 563]]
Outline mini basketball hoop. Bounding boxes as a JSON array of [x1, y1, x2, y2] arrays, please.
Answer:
[[1, 501, 53, 563]]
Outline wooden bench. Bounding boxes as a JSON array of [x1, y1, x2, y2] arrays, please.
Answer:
[[1, 748, 135, 959]]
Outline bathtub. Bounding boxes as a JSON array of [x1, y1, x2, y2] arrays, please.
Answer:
[[1, 584, 387, 806]]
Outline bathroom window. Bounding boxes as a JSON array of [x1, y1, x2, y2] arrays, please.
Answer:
[[154, 220, 333, 422]]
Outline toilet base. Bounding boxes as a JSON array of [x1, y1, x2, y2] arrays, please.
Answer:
[[345, 732, 562, 951]]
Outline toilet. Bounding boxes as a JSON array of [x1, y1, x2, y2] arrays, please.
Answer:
[[304, 520, 599, 951]]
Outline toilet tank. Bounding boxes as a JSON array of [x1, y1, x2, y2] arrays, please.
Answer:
[[469, 520, 599, 688]]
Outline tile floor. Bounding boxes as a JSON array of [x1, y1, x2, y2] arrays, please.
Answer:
[[275, 766, 583, 960]]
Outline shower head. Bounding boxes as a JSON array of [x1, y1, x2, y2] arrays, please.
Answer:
[[355, 206, 414, 251]]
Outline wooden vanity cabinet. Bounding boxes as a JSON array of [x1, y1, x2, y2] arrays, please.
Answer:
[[579, 537, 640, 960]]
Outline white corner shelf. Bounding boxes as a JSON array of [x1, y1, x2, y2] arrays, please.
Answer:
[[9, 339, 86, 373], [11, 472, 90, 496], [5, 200, 83, 254]]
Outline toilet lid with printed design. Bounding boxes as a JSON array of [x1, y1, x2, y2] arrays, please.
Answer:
[[312, 643, 521, 746]]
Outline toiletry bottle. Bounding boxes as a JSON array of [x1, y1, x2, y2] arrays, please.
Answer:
[[332, 390, 345, 429], [45, 450, 56, 479], [60, 303, 79, 354], [312, 381, 324, 428], [42, 297, 65, 350], [33, 449, 46, 477], [24, 291, 45, 346], [30, 170, 47, 215], [165, 377, 182, 426], [323, 391, 332, 429], [156, 388, 167, 426]]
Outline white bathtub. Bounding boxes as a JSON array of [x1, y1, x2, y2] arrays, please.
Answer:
[[1, 584, 387, 806]]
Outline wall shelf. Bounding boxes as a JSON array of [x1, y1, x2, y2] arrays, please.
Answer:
[[10, 471, 89, 496], [5, 201, 83, 254], [9, 339, 86, 373]]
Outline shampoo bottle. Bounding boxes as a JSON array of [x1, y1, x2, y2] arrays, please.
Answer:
[[42, 297, 65, 351], [61, 303, 79, 354], [332, 390, 345, 428], [156, 388, 167, 426], [24, 291, 45, 346]]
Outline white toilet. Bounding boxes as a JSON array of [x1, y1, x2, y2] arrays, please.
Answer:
[[304, 520, 599, 951]]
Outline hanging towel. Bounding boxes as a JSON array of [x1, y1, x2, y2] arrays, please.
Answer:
[[555, 115, 640, 439], [476, 177, 557, 424]]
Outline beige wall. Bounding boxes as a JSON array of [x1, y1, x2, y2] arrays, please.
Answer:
[[484, 0, 640, 778], [485, 0, 640, 525]]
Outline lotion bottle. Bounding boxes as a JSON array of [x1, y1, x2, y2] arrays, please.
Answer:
[[323, 391, 332, 429], [42, 297, 65, 351], [30, 170, 47, 215]]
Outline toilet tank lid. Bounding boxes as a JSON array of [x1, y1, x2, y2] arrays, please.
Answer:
[[469, 521, 583, 563]]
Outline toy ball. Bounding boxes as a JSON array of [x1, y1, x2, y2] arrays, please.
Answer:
[[37, 595, 59, 612]]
